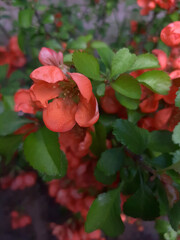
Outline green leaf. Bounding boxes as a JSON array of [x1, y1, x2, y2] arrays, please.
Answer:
[[91, 41, 108, 49], [0, 65, 8, 82], [121, 171, 140, 195], [2, 95, 14, 110], [13, 0, 27, 6], [111, 48, 136, 77], [18, 30, 25, 52], [67, 39, 87, 50], [0, 111, 32, 136], [90, 122, 106, 157], [45, 39, 61, 51], [96, 83, 105, 96], [172, 123, 180, 145], [73, 51, 102, 81], [97, 47, 114, 69], [99, 114, 117, 134], [24, 127, 67, 177], [168, 200, 180, 231], [137, 70, 171, 95], [115, 92, 139, 110], [151, 154, 172, 169], [123, 184, 160, 220], [113, 119, 149, 154], [165, 151, 180, 174], [18, 9, 34, 28], [63, 54, 73, 63], [42, 13, 54, 24], [85, 188, 125, 237], [129, 53, 160, 71], [111, 74, 141, 99], [155, 219, 169, 234], [148, 130, 178, 153], [0, 135, 22, 162], [97, 148, 125, 176], [94, 167, 117, 185], [127, 110, 143, 124], [175, 89, 180, 108]]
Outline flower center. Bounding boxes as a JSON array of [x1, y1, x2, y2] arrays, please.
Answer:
[[58, 81, 80, 103]]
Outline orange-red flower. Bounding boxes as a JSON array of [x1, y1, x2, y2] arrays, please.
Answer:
[[59, 125, 92, 158], [155, 0, 175, 10], [152, 49, 168, 70], [137, 0, 156, 15], [30, 66, 99, 132], [0, 36, 26, 77], [161, 21, 180, 47], [14, 89, 39, 114]]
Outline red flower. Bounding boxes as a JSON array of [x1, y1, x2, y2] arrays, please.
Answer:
[[152, 49, 168, 70], [130, 20, 138, 33], [59, 125, 92, 158], [0, 46, 9, 65], [14, 89, 39, 114], [39, 47, 63, 67], [154, 106, 180, 131], [139, 86, 162, 113], [100, 86, 121, 114], [30, 66, 99, 132], [155, 0, 175, 10], [137, 0, 156, 15], [161, 21, 180, 47]]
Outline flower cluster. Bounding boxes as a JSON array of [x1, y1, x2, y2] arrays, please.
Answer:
[[50, 222, 105, 240], [0, 172, 37, 190], [0, 36, 26, 77], [14, 47, 99, 133], [11, 211, 32, 229], [137, 0, 176, 15], [134, 22, 180, 132]]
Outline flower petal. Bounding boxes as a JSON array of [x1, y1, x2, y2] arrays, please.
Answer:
[[14, 89, 37, 114], [43, 98, 77, 132], [39, 47, 63, 67], [152, 49, 168, 70], [75, 94, 99, 127], [30, 82, 61, 108], [161, 21, 180, 47], [68, 72, 92, 102], [30, 66, 64, 83]]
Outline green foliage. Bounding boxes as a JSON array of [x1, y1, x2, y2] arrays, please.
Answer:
[[97, 47, 114, 69], [85, 188, 125, 237], [113, 119, 149, 154], [172, 123, 180, 146], [97, 147, 125, 176], [73, 51, 102, 80], [0, 111, 32, 136], [111, 74, 141, 99], [0, 65, 8, 82], [148, 131, 178, 153], [129, 53, 160, 71], [90, 122, 106, 157], [137, 70, 171, 95], [168, 200, 180, 231], [94, 167, 117, 185], [115, 92, 139, 110], [175, 89, 180, 108], [0, 135, 22, 162], [96, 83, 105, 96], [111, 48, 136, 77], [24, 127, 67, 177], [18, 9, 34, 28], [123, 184, 160, 220]]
